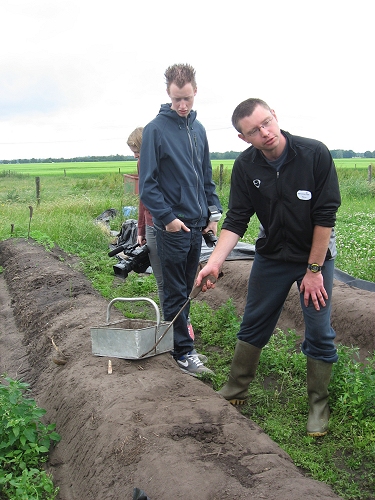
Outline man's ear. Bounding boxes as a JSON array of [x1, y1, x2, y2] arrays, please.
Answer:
[[194, 87, 197, 96], [238, 133, 248, 144]]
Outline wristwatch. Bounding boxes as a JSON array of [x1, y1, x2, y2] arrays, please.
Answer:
[[307, 263, 322, 273]]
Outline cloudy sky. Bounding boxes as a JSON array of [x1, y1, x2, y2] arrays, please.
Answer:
[[1, 0, 373, 160]]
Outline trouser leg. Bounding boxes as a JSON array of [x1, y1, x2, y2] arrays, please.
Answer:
[[155, 225, 202, 358], [299, 259, 338, 363], [297, 259, 336, 435], [145, 224, 164, 312], [220, 255, 295, 403], [238, 254, 296, 347]]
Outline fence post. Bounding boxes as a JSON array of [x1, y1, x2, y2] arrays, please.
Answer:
[[35, 177, 40, 205], [28, 206, 33, 239], [219, 164, 223, 190], [368, 165, 372, 183]]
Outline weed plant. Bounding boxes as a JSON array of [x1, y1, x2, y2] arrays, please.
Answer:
[[0, 376, 61, 499], [0, 166, 374, 498]]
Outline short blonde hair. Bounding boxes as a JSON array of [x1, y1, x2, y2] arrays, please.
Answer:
[[127, 127, 143, 152]]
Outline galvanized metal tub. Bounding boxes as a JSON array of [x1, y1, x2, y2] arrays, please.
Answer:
[[90, 297, 173, 359]]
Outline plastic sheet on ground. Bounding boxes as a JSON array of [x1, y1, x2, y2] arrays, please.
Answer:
[[200, 240, 255, 263], [201, 241, 375, 293]]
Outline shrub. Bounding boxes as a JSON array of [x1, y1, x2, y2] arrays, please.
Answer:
[[0, 376, 60, 499]]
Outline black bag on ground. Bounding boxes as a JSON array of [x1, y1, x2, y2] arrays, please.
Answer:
[[116, 219, 138, 247]]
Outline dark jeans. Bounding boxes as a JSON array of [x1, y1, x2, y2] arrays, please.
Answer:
[[154, 224, 202, 359], [238, 253, 338, 363]]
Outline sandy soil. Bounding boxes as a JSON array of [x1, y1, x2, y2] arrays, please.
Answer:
[[0, 238, 373, 500]]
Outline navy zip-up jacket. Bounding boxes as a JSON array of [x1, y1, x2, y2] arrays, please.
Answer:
[[222, 131, 341, 263], [139, 103, 222, 228]]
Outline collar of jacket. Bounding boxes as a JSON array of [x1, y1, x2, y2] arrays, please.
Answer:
[[252, 130, 297, 165], [158, 103, 197, 128]]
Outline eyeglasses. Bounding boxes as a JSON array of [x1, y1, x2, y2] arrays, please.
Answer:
[[247, 116, 274, 137]]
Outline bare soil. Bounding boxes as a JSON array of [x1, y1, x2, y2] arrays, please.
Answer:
[[0, 238, 373, 500]]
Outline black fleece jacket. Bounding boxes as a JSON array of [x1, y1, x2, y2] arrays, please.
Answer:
[[222, 131, 341, 263]]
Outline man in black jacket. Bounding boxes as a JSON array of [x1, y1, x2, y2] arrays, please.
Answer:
[[196, 98, 341, 436]]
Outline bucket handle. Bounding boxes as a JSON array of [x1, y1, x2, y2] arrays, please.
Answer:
[[105, 297, 161, 326]]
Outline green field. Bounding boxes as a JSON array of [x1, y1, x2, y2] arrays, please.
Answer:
[[1, 157, 374, 177], [0, 161, 139, 177], [212, 158, 374, 170], [333, 158, 375, 169]]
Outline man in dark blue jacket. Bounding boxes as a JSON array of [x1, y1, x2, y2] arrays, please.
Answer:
[[139, 63, 222, 376], [196, 98, 341, 436]]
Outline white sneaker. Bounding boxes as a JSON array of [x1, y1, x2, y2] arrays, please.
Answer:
[[177, 353, 214, 377]]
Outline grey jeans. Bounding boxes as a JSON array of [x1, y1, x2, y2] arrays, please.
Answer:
[[145, 224, 164, 312]]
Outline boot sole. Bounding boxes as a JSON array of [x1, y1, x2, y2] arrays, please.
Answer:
[[307, 430, 328, 437], [227, 398, 246, 406], [179, 367, 214, 377]]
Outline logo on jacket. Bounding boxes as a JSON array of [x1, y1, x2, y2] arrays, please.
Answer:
[[297, 190, 312, 200], [253, 179, 261, 188]]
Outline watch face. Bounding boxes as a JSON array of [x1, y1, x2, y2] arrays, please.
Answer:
[[309, 263, 321, 273]]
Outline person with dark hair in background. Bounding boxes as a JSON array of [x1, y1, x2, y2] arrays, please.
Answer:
[[139, 63, 222, 376], [196, 98, 341, 436]]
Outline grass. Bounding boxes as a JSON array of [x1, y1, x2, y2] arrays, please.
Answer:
[[333, 169, 375, 282], [0, 164, 374, 499]]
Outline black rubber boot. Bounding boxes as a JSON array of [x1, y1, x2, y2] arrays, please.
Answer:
[[218, 340, 262, 405], [306, 357, 333, 436]]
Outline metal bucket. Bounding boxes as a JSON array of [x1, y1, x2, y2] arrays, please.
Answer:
[[90, 297, 173, 359]]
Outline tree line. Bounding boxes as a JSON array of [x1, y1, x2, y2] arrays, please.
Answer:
[[330, 149, 375, 159], [1, 149, 374, 164]]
